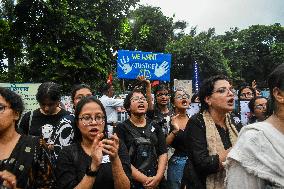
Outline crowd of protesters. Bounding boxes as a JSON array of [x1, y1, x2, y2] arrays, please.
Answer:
[[1, 64, 284, 189]]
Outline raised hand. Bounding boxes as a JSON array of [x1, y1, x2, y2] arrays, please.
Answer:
[[154, 61, 169, 77], [118, 56, 132, 74], [137, 75, 151, 86]]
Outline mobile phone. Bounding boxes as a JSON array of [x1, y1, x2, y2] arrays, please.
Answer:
[[106, 125, 114, 139]]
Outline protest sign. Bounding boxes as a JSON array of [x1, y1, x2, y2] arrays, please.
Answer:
[[186, 103, 200, 117], [173, 79, 193, 97], [117, 50, 171, 81], [240, 100, 250, 126], [0, 83, 41, 113]]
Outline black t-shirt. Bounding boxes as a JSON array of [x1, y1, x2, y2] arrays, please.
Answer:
[[0, 135, 54, 188], [147, 108, 174, 135], [55, 142, 132, 189], [184, 112, 242, 186], [116, 119, 167, 158], [169, 119, 190, 157], [18, 108, 75, 158]]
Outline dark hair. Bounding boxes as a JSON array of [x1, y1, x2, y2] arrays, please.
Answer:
[[267, 63, 284, 116], [71, 84, 92, 103], [237, 86, 256, 99], [154, 84, 169, 96], [74, 96, 107, 142], [0, 87, 24, 125], [36, 82, 61, 103], [101, 84, 112, 94], [248, 96, 267, 113], [191, 93, 199, 103], [123, 88, 146, 116], [199, 75, 229, 111]]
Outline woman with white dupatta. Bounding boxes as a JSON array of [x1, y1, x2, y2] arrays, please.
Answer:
[[226, 64, 284, 189]]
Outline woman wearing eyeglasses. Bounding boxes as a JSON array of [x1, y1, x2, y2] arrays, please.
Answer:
[[247, 96, 268, 124], [182, 75, 242, 189], [55, 96, 131, 189], [226, 64, 284, 189], [165, 89, 190, 189], [0, 87, 54, 188], [116, 88, 168, 189]]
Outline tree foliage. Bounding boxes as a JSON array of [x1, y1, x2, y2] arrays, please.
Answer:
[[118, 5, 186, 52], [1, 1, 284, 90], [166, 28, 231, 82], [0, 0, 139, 92], [219, 24, 284, 86]]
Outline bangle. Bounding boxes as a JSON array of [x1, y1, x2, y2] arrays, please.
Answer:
[[171, 131, 178, 136]]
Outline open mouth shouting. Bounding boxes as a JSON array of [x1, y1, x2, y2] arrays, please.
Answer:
[[138, 103, 145, 110], [89, 127, 99, 136], [181, 99, 189, 107], [227, 98, 235, 106]]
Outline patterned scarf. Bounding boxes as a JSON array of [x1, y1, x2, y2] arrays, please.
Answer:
[[203, 110, 238, 189]]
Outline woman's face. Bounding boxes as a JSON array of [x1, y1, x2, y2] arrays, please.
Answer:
[[206, 80, 235, 113], [39, 98, 59, 115], [73, 88, 92, 108], [129, 92, 148, 116], [78, 101, 105, 141], [174, 90, 190, 110], [240, 87, 254, 100], [156, 89, 170, 106], [253, 98, 267, 121], [0, 95, 19, 132]]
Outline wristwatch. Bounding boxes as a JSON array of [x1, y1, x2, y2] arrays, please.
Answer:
[[86, 166, 98, 177]]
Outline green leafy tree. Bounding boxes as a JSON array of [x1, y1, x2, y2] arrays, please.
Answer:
[[220, 24, 284, 86], [118, 5, 186, 52], [1, 0, 139, 92], [166, 28, 231, 81]]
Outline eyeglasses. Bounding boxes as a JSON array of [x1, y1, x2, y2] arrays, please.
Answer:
[[240, 92, 253, 98], [175, 94, 190, 99], [0, 104, 8, 113], [131, 96, 147, 102], [79, 114, 105, 125], [156, 93, 170, 97], [213, 87, 234, 95], [255, 104, 267, 110]]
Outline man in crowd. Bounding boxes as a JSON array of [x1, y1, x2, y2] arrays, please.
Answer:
[[99, 84, 124, 126]]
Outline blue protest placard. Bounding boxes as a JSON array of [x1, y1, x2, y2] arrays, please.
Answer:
[[117, 50, 171, 81]]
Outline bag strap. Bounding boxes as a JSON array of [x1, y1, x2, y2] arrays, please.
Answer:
[[28, 110, 34, 135]]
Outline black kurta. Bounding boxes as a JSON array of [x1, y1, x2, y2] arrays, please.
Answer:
[[184, 112, 242, 188]]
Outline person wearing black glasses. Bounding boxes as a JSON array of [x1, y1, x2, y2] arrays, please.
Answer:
[[248, 96, 268, 124], [55, 96, 131, 189], [238, 86, 256, 101], [182, 75, 243, 189]]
